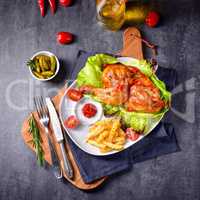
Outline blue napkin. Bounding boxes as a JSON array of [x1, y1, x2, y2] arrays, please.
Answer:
[[66, 50, 180, 184]]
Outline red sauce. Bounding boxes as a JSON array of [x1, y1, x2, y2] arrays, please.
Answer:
[[82, 103, 97, 118]]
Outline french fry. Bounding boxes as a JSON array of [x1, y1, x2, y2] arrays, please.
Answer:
[[86, 117, 126, 153], [119, 129, 126, 137], [96, 130, 109, 143], [100, 147, 112, 153], [104, 142, 124, 150], [108, 118, 120, 142], [87, 125, 105, 139], [87, 139, 106, 149], [94, 118, 112, 127], [115, 137, 126, 145]]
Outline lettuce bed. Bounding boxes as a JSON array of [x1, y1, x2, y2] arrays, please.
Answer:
[[77, 54, 171, 134]]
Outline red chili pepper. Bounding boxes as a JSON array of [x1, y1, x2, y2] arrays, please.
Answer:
[[48, 0, 56, 14], [38, 0, 45, 17]]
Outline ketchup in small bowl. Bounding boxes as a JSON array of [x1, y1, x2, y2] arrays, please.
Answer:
[[82, 103, 97, 118], [75, 97, 103, 125]]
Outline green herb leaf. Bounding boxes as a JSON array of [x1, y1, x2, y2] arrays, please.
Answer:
[[28, 114, 45, 167], [27, 59, 36, 71]]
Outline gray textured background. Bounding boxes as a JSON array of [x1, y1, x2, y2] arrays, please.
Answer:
[[0, 0, 200, 199]]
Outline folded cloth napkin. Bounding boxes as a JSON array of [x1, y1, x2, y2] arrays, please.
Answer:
[[66, 50, 180, 183]]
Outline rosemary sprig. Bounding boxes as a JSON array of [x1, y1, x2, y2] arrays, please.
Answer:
[[27, 59, 36, 71], [28, 114, 45, 167]]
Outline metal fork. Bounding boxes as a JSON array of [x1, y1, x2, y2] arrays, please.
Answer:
[[34, 96, 62, 179]]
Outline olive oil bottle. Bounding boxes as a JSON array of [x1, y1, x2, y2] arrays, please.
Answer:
[[96, 0, 126, 31], [96, 0, 151, 31], [124, 2, 150, 25]]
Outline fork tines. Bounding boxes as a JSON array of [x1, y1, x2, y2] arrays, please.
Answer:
[[34, 96, 48, 119]]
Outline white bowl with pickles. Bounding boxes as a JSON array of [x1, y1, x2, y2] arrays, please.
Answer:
[[27, 51, 60, 81]]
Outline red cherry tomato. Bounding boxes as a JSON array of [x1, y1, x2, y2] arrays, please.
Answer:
[[125, 128, 140, 141], [64, 115, 80, 129], [59, 0, 72, 7], [82, 103, 97, 118], [145, 11, 160, 28], [57, 32, 73, 45], [67, 89, 83, 101]]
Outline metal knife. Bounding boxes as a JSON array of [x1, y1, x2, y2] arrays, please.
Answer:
[[46, 98, 74, 179]]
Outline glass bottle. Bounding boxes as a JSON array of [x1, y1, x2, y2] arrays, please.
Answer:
[[124, 1, 150, 25], [96, 0, 126, 31]]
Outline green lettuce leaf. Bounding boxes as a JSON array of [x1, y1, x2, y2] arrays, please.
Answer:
[[119, 58, 153, 77], [77, 54, 118, 88], [150, 74, 171, 102], [120, 108, 168, 134], [103, 104, 120, 115]]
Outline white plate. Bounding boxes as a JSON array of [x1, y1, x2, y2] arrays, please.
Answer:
[[59, 57, 164, 156]]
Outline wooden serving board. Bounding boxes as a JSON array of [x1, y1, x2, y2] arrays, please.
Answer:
[[21, 27, 144, 190]]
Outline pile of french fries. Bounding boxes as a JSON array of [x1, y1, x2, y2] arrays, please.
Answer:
[[86, 117, 126, 153]]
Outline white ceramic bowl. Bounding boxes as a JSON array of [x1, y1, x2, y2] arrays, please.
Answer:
[[29, 51, 60, 81], [75, 97, 103, 125]]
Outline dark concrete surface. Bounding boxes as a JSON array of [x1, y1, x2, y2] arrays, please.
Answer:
[[0, 0, 200, 199]]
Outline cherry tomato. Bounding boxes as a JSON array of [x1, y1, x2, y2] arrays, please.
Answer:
[[125, 128, 140, 141], [82, 103, 97, 118], [145, 11, 160, 28], [59, 0, 72, 7], [64, 115, 80, 129], [66, 89, 83, 101], [57, 32, 73, 45]]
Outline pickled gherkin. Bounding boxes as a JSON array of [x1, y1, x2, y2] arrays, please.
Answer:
[[41, 71, 54, 77], [50, 56, 57, 73], [33, 71, 45, 79], [34, 58, 41, 73], [27, 54, 57, 80], [39, 56, 49, 70]]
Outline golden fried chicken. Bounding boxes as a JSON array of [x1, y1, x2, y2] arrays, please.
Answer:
[[80, 63, 165, 113], [80, 84, 129, 106], [102, 64, 133, 88], [125, 70, 165, 112], [125, 85, 165, 113]]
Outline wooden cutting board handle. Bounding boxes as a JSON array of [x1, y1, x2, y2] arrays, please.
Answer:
[[21, 27, 144, 190], [120, 27, 144, 59]]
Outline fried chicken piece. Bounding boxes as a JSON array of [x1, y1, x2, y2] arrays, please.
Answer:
[[125, 84, 165, 113], [80, 64, 131, 106], [102, 64, 133, 88], [80, 63, 165, 113], [80, 84, 129, 106]]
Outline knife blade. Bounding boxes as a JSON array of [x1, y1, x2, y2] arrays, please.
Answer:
[[46, 97, 74, 179]]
